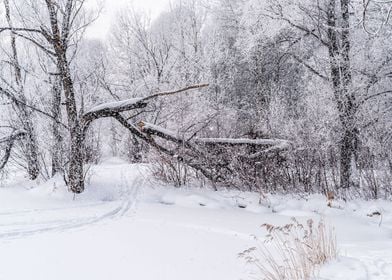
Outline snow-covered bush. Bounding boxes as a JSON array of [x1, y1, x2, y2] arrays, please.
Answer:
[[149, 153, 194, 187]]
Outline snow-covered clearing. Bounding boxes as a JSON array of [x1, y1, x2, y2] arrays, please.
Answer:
[[0, 158, 391, 280]]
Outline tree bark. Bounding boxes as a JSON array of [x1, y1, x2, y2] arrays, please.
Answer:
[[51, 76, 64, 176]]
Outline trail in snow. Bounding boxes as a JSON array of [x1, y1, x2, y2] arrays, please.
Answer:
[[0, 162, 142, 240]]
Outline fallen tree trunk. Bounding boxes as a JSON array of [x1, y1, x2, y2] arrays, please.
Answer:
[[136, 121, 292, 187], [195, 137, 290, 147]]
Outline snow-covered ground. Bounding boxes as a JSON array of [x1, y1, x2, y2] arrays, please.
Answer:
[[0, 158, 391, 280]]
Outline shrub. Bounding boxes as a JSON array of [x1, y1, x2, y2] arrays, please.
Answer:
[[240, 218, 337, 280]]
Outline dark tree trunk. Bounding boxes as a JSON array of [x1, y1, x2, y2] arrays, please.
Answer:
[[327, 0, 357, 189], [45, 0, 85, 193], [340, 128, 356, 189], [56, 56, 85, 193], [23, 117, 40, 180], [51, 77, 63, 177], [68, 126, 85, 193]]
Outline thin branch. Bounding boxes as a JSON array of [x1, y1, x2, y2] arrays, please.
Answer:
[[291, 54, 329, 81], [0, 86, 68, 129], [141, 84, 209, 102], [358, 90, 392, 108], [0, 27, 43, 34]]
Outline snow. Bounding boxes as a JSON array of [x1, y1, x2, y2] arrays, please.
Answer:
[[0, 158, 391, 279]]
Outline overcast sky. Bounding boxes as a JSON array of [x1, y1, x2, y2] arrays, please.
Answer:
[[86, 0, 170, 39]]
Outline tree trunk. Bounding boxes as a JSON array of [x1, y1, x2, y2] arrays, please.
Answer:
[[340, 128, 355, 189], [56, 56, 84, 193], [327, 0, 357, 189], [68, 126, 85, 193], [51, 77, 63, 177], [23, 116, 40, 180], [45, 0, 85, 193]]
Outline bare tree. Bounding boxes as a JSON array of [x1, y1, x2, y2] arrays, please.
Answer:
[[0, 0, 40, 180], [266, 0, 359, 190]]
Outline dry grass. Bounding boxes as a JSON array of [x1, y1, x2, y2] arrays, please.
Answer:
[[240, 218, 337, 280]]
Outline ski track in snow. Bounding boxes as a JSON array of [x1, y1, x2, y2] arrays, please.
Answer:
[[0, 165, 142, 240]]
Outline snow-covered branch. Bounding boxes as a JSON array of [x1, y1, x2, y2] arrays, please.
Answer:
[[141, 84, 209, 102], [82, 84, 209, 129], [138, 121, 185, 145], [83, 98, 147, 120]]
